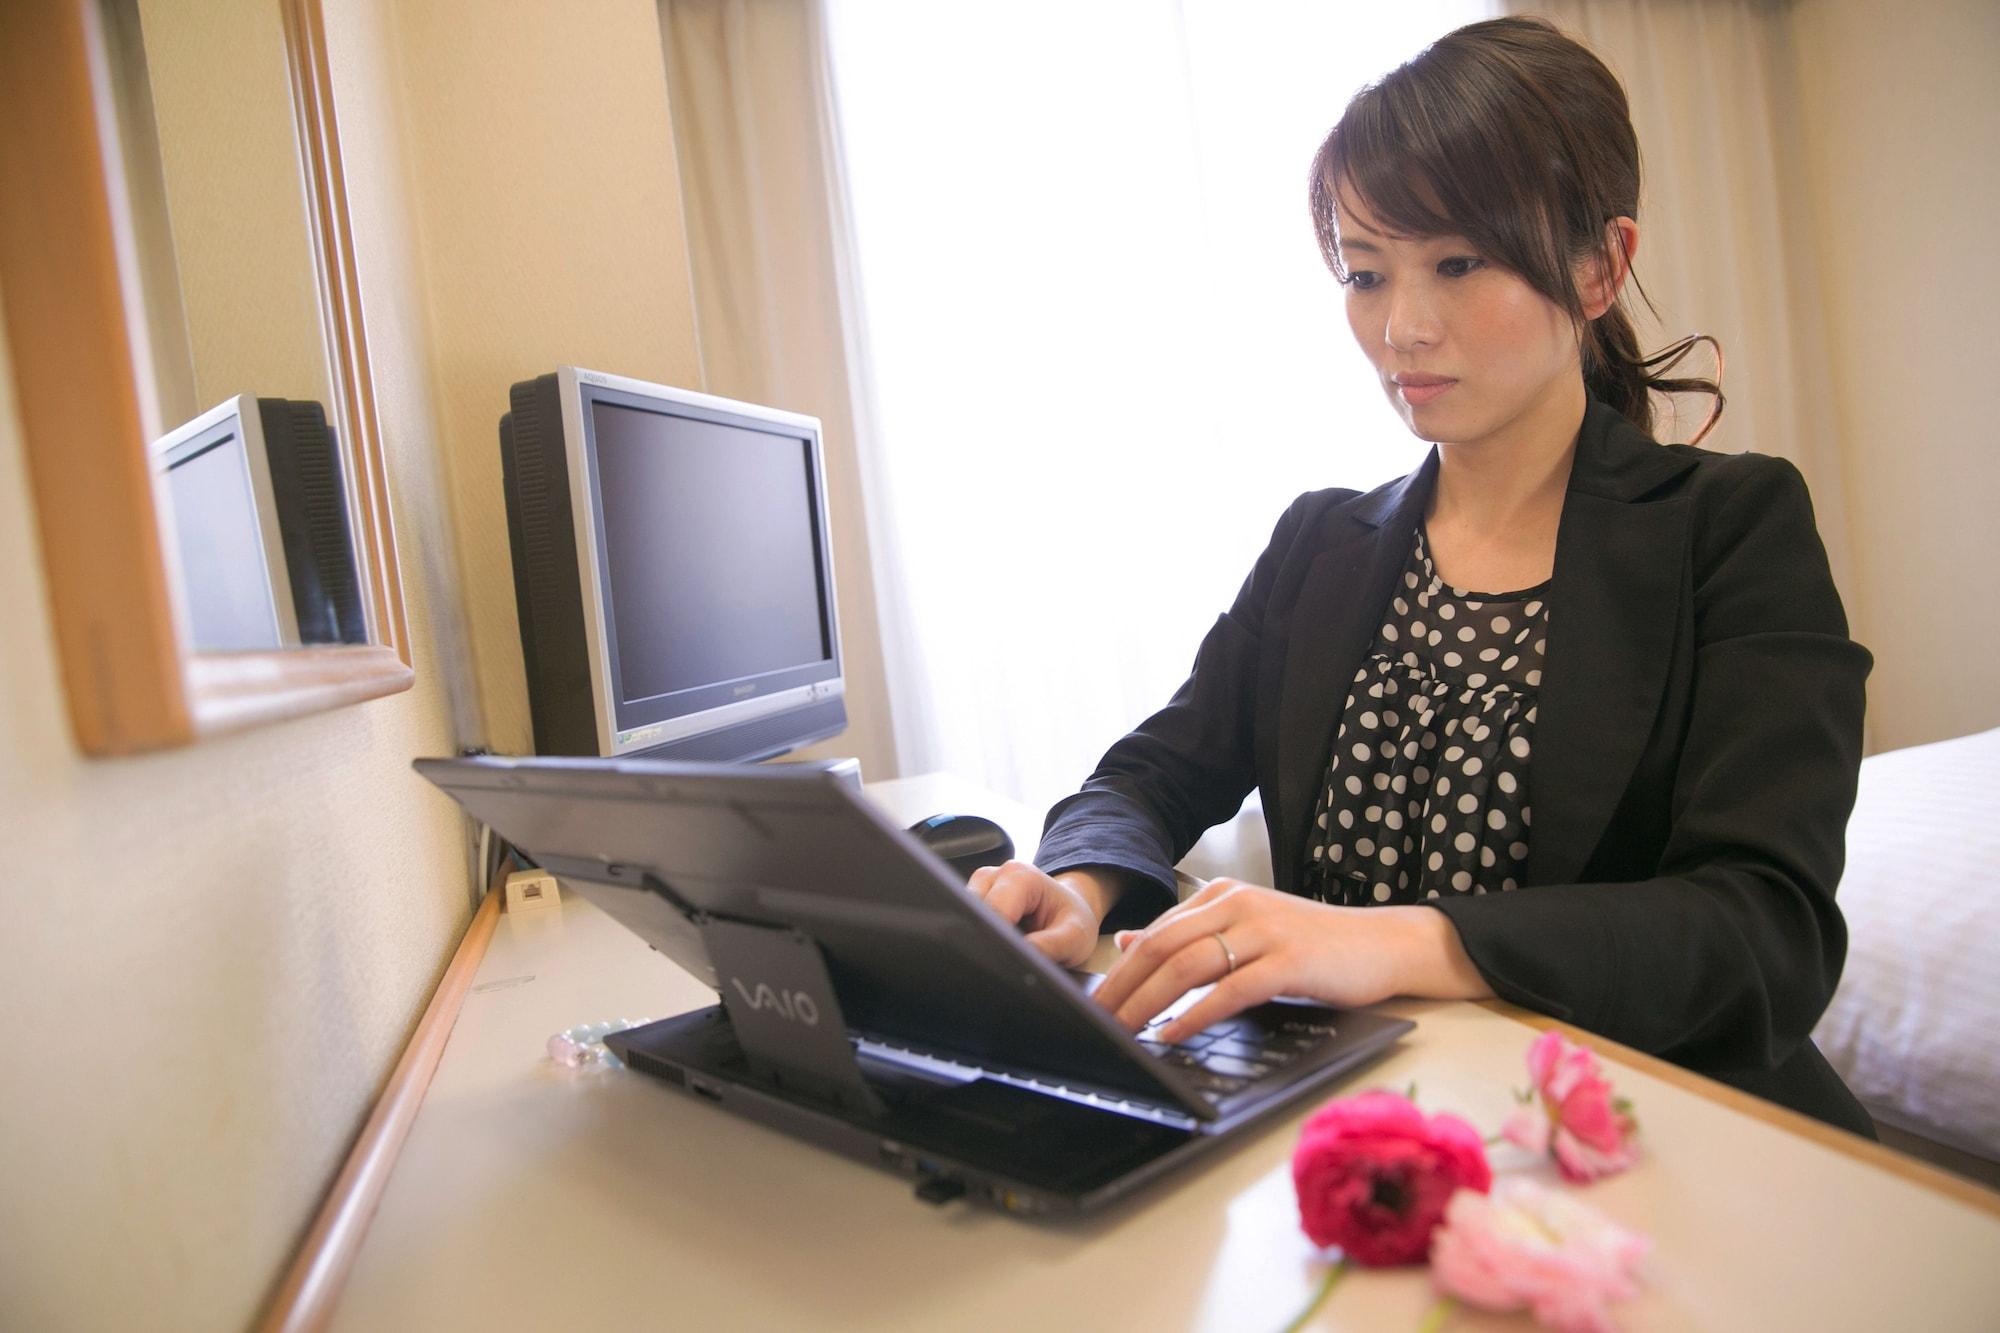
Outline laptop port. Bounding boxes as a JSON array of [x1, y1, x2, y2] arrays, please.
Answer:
[[690, 1079, 724, 1103]]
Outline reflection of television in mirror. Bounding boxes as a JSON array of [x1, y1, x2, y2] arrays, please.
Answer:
[[498, 366, 846, 761], [153, 395, 365, 650]]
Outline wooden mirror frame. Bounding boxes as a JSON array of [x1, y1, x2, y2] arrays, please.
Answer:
[[0, 0, 411, 756]]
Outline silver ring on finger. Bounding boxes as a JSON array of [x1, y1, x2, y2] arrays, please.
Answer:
[[1212, 930, 1238, 976]]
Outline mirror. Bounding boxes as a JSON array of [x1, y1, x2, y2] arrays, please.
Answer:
[[0, 0, 410, 753], [105, 0, 365, 651]]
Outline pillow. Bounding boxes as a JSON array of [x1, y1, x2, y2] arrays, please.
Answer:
[[1177, 793, 1273, 893], [1812, 727, 2000, 1162]]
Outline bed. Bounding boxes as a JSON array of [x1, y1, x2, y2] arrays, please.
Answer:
[[1812, 726, 2000, 1183]]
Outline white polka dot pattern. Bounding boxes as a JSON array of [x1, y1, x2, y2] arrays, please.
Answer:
[[1306, 527, 1549, 905]]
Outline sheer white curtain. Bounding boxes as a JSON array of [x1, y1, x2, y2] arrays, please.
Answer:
[[658, 0, 900, 780], [1504, 0, 1858, 604], [824, 1, 1492, 811]]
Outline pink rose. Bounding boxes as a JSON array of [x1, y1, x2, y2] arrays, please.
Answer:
[[1291, 1089, 1492, 1266], [1502, 1030, 1641, 1183], [1430, 1179, 1649, 1332]]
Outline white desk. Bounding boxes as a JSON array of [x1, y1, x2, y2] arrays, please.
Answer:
[[329, 776, 2000, 1331]]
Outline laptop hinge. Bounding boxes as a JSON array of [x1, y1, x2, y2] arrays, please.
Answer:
[[697, 913, 887, 1118]]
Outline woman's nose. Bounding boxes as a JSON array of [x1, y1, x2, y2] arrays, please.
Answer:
[[1385, 288, 1441, 352]]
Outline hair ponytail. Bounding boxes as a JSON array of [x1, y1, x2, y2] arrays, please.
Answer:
[[1583, 303, 1652, 434], [1585, 305, 1726, 446]]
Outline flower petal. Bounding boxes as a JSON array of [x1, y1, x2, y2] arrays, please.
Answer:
[[1501, 1107, 1550, 1155]]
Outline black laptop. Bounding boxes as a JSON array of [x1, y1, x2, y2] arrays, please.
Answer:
[[414, 755, 1413, 1216]]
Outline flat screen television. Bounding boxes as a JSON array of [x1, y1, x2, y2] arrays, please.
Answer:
[[498, 366, 847, 762], [153, 394, 365, 650]]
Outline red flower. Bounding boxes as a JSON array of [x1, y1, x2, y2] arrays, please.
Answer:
[[1291, 1089, 1493, 1266]]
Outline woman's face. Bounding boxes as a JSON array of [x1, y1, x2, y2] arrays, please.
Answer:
[[1335, 184, 1585, 452]]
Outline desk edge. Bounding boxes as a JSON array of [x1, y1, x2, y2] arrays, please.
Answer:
[[258, 883, 503, 1332], [1477, 999, 2000, 1220]]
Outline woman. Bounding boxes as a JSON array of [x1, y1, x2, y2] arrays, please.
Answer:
[[968, 17, 1875, 1135]]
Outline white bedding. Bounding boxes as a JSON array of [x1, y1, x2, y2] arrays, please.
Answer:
[[1177, 795, 1273, 892], [1812, 726, 2000, 1161]]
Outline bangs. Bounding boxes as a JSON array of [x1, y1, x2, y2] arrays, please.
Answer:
[[1309, 49, 1582, 313], [1310, 94, 1457, 282]]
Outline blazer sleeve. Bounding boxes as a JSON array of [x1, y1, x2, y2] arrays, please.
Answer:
[[1035, 491, 1330, 931], [1430, 456, 1870, 1076]]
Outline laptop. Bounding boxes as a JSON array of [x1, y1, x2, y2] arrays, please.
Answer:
[[414, 755, 1414, 1216]]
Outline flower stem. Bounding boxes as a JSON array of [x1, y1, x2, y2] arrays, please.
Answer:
[[1416, 1294, 1458, 1333], [1483, 1133, 1506, 1147], [1278, 1258, 1350, 1333]]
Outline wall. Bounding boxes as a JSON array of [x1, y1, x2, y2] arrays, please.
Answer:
[[386, 0, 703, 756], [0, 8, 469, 1326], [0, 0, 712, 1328], [1786, 0, 2000, 750], [137, 0, 332, 418], [392, 0, 896, 774]]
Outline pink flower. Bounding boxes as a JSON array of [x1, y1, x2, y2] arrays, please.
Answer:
[[1502, 1031, 1642, 1183], [1430, 1179, 1648, 1333], [1291, 1089, 1492, 1266]]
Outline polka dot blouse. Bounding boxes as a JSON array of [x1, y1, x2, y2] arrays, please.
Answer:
[[1303, 526, 1549, 906]]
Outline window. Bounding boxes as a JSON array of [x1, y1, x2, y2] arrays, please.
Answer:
[[827, 1, 1496, 808]]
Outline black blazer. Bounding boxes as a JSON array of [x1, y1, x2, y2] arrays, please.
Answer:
[[1037, 399, 1875, 1136]]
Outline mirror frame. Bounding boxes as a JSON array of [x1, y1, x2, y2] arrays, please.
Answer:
[[0, 0, 411, 756]]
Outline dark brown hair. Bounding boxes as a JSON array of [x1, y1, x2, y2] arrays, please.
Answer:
[[1308, 16, 1722, 442]]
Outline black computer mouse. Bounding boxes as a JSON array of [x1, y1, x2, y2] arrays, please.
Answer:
[[907, 813, 1016, 882]]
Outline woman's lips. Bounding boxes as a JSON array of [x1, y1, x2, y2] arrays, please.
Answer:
[[1394, 376, 1457, 407]]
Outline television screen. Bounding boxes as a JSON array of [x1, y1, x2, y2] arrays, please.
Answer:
[[162, 424, 283, 651], [500, 367, 847, 762], [591, 402, 829, 706]]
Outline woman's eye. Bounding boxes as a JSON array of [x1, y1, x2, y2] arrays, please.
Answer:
[[1438, 256, 1483, 278], [1345, 270, 1384, 291]]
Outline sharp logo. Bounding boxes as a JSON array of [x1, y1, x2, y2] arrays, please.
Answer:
[[733, 683, 756, 697], [730, 979, 821, 1026]]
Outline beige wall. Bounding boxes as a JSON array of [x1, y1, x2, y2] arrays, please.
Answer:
[[0, 10, 468, 1328], [137, 0, 333, 419], [1787, 0, 2000, 750], [389, 0, 704, 756], [0, 1, 710, 1328]]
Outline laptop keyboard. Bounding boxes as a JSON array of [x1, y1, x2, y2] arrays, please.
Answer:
[[1135, 1008, 1338, 1099], [857, 993, 1345, 1123]]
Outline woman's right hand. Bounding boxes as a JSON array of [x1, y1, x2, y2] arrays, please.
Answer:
[[964, 860, 1112, 967]]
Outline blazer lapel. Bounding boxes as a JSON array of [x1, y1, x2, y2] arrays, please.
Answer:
[[1525, 403, 1700, 887], [1270, 452, 1435, 890]]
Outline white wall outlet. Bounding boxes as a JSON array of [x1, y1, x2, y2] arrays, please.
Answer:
[[504, 868, 560, 913]]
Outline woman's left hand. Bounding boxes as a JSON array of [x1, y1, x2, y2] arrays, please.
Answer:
[[1090, 878, 1483, 1041]]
